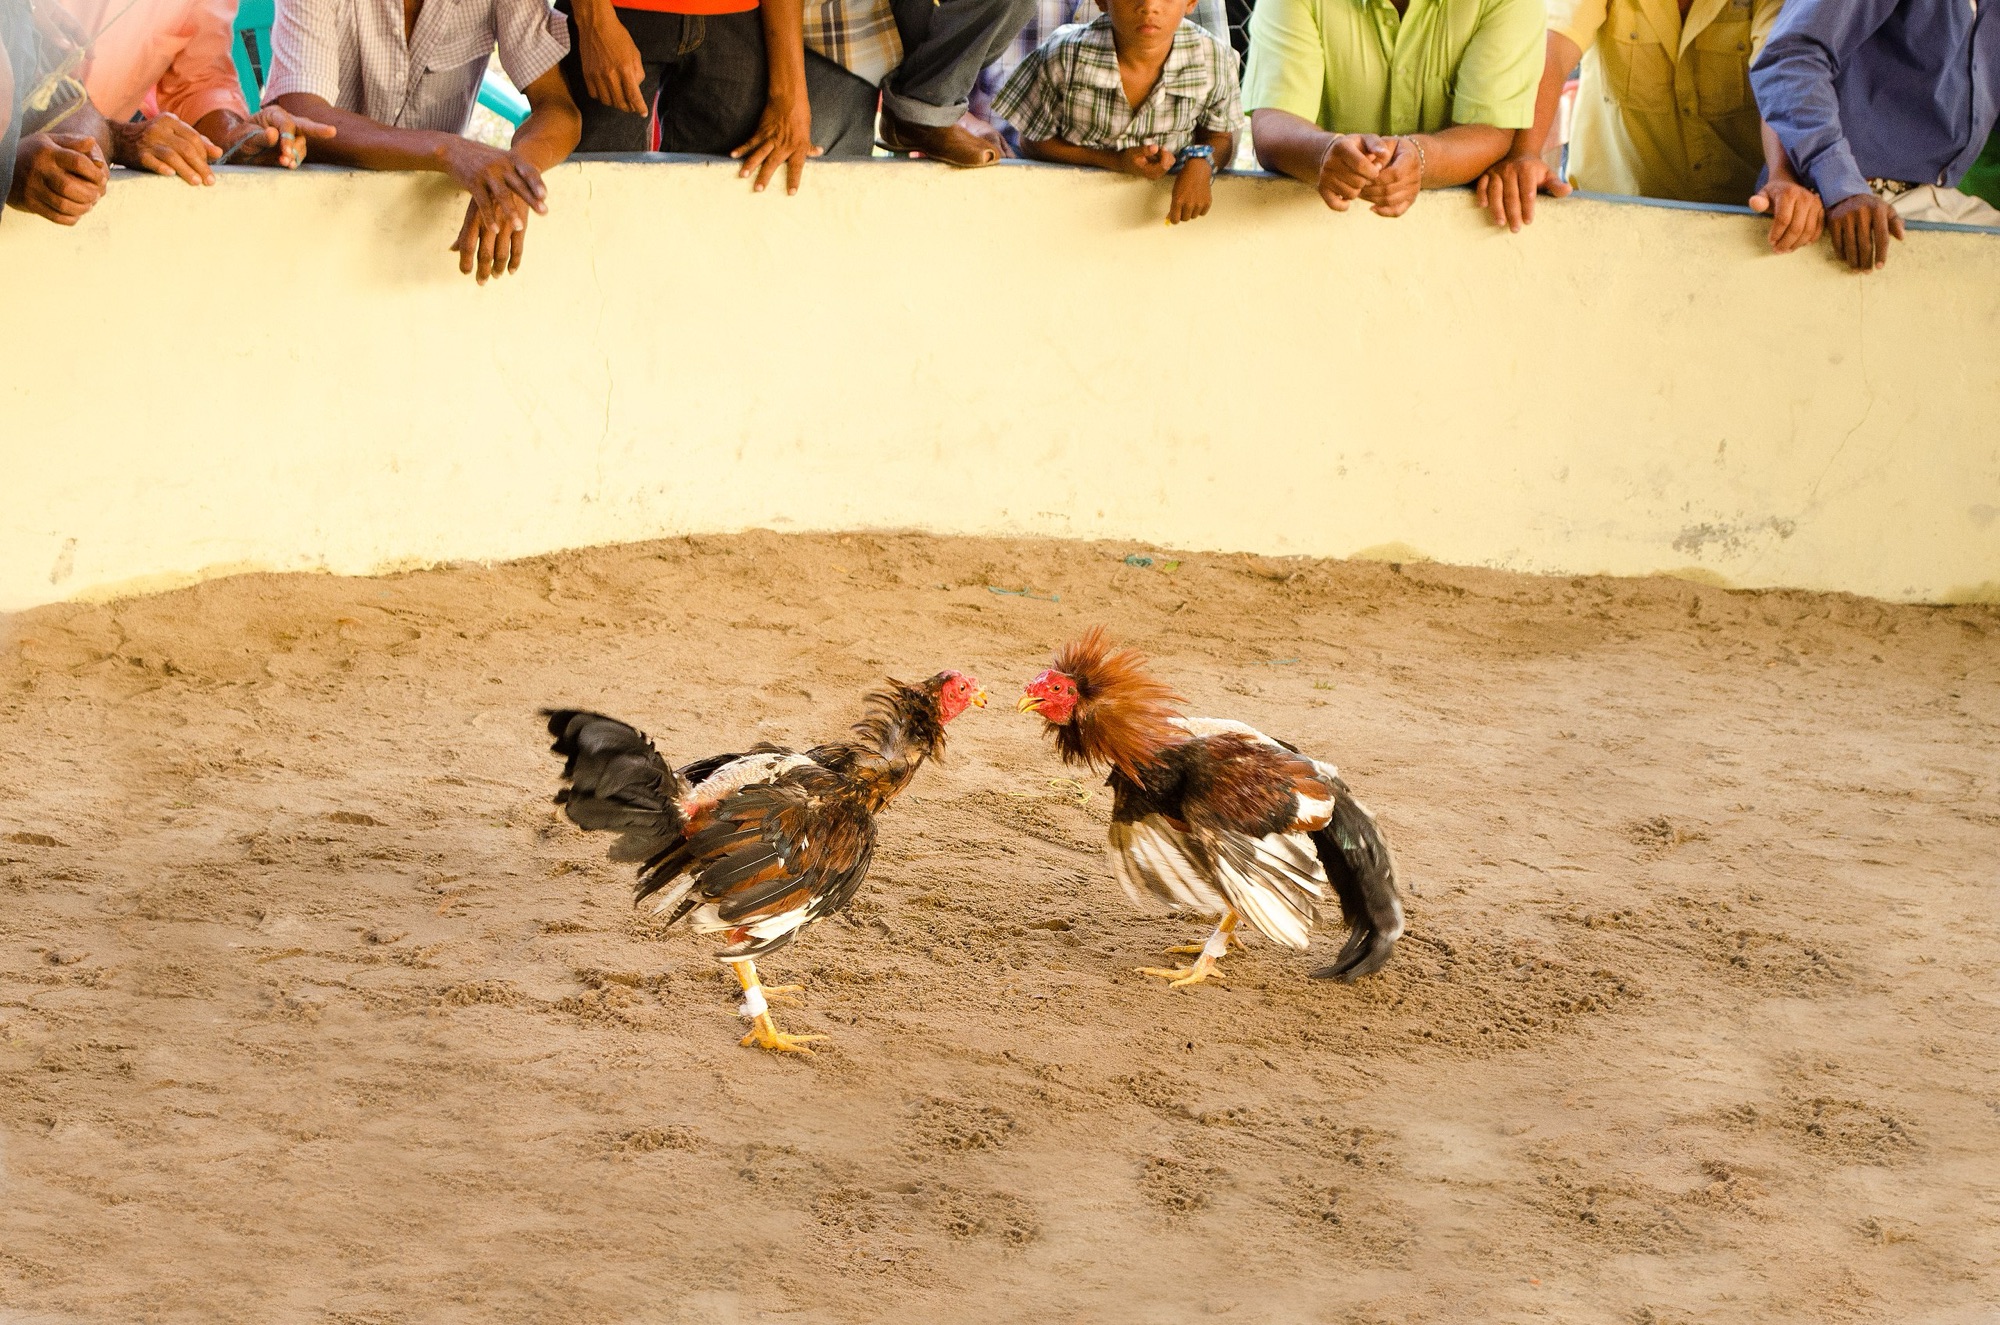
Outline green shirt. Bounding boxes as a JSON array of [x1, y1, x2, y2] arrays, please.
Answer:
[[1242, 0, 1543, 134]]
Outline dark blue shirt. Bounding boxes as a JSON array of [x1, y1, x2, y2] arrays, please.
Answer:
[[1750, 0, 2000, 204]]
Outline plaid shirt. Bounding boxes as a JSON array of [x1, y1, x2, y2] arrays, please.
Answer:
[[993, 14, 1239, 151], [804, 0, 902, 85], [267, 0, 568, 133]]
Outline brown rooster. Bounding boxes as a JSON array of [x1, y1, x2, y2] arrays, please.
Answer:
[[543, 670, 985, 1053], [1018, 629, 1402, 987]]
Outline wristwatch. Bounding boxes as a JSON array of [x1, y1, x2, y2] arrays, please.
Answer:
[[1171, 144, 1215, 173]]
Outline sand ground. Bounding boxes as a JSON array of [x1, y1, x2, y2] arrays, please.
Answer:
[[2, 532, 1997, 1325]]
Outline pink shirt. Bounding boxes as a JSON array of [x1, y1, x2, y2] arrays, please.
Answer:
[[67, 0, 249, 126]]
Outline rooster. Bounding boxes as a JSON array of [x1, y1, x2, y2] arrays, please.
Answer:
[[543, 670, 985, 1053], [1017, 629, 1402, 987]]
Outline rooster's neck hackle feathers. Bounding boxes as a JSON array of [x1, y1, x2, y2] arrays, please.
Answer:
[[808, 676, 948, 811], [1052, 628, 1186, 782]]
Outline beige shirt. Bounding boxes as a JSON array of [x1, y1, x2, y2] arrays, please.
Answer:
[[1550, 0, 1782, 205]]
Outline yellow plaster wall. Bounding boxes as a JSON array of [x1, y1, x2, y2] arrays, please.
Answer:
[[1, 159, 1996, 611]]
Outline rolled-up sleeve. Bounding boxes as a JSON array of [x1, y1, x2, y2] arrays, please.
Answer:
[[493, 0, 569, 91], [1548, 0, 1607, 57], [264, 0, 348, 103], [156, 0, 250, 122], [1451, 0, 1542, 129], [1749, 0, 1894, 203], [1242, 0, 1325, 122]]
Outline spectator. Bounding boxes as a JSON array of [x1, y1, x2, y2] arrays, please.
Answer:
[[5, 0, 114, 224], [62, 0, 330, 186], [1243, 0, 1542, 216], [802, 0, 1036, 164], [993, 0, 1238, 223], [558, 0, 816, 193], [1751, 0, 2000, 270], [1475, 0, 1822, 255], [968, 0, 1229, 153], [265, 0, 583, 283]]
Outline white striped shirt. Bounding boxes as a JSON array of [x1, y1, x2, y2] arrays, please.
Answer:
[[266, 0, 568, 134]]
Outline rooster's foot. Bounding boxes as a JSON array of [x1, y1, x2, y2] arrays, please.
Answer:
[[1136, 955, 1225, 989], [739, 1012, 826, 1055]]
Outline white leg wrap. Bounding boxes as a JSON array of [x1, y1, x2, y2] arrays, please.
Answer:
[[738, 984, 768, 1019], [1201, 926, 1231, 961]]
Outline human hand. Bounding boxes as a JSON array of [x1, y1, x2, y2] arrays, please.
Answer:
[[1747, 177, 1823, 255], [1315, 133, 1392, 211], [9, 132, 109, 224], [1115, 143, 1175, 180], [1357, 134, 1422, 217], [1824, 192, 1902, 271], [440, 139, 549, 228], [578, 1, 646, 114], [1167, 156, 1211, 224], [229, 105, 338, 168], [451, 191, 532, 283], [731, 95, 820, 194], [113, 113, 220, 186], [1475, 152, 1569, 231]]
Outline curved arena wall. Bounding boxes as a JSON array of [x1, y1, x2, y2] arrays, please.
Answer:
[[1, 158, 1996, 610]]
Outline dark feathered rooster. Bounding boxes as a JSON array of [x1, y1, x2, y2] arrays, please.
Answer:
[[543, 670, 985, 1053], [1018, 629, 1402, 987]]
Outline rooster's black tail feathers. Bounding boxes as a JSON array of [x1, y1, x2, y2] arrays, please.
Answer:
[[542, 710, 688, 864]]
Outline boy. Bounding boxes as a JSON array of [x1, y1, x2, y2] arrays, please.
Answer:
[[993, 0, 1239, 224]]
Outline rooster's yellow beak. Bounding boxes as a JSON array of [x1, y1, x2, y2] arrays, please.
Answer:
[[1017, 694, 1042, 713], [971, 688, 988, 709]]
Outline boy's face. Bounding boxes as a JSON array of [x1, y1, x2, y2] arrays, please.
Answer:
[[1102, 0, 1198, 43]]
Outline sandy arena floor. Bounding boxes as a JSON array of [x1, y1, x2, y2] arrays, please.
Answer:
[[2, 532, 1997, 1324]]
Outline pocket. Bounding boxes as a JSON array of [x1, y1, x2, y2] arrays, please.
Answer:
[[424, 25, 498, 76], [1606, 34, 1677, 113], [1690, 22, 1750, 115]]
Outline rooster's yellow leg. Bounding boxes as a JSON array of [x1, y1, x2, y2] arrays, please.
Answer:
[[726, 958, 826, 1054], [1139, 912, 1238, 988]]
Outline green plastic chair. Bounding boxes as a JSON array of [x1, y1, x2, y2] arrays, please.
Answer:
[[228, 0, 529, 126]]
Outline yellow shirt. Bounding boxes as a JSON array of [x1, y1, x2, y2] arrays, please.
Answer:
[[1244, 0, 1544, 135], [1550, 0, 1783, 204]]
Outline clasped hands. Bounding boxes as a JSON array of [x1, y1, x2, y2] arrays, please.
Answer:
[[1315, 133, 1422, 217], [440, 138, 551, 284]]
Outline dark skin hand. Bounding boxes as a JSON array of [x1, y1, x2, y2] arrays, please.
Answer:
[[1167, 128, 1231, 223], [728, 0, 818, 193], [8, 101, 115, 225], [8, 131, 110, 223], [110, 112, 222, 185], [1252, 108, 1512, 216], [1824, 191, 1903, 271], [276, 63, 582, 284], [1474, 30, 1576, 230], [1019, 127, 1234, 222], [1745, 121, 1822, 255], [197, 105, 337, 170]]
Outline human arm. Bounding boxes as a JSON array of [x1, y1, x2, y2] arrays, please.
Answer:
[[730, 0, 817, 193], [1747, 0, 1899, 213], [1018, 135, 1175, 176], [1746, 118, 1823, 253], [1167, 126, 1232, 223], [1475, 29, 1579, 230], [571, 0, 645, 113]]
